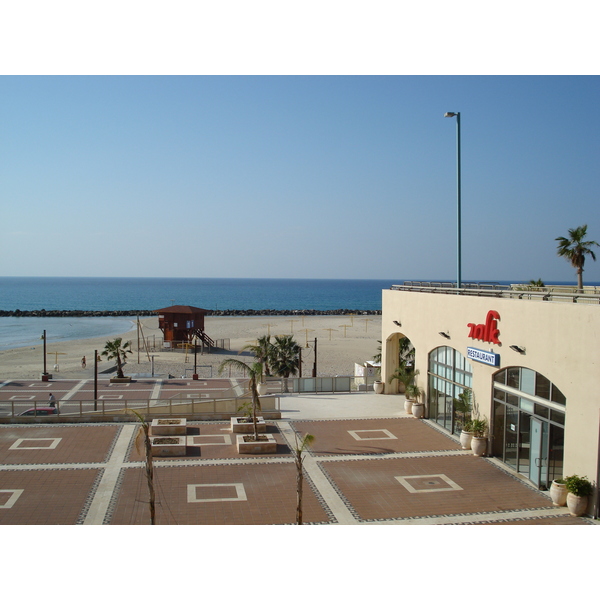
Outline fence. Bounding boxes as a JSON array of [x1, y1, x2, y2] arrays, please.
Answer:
[[0, 376, 379, 422]]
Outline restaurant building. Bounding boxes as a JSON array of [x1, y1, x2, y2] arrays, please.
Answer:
[[381, 282, 600, 515]]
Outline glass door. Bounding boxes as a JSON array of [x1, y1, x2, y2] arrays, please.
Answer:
[[529, 418, 549, 488]]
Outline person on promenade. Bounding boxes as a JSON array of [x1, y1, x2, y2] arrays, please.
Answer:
[[81, 356, 86, 368], [48, 393, 56, 407]]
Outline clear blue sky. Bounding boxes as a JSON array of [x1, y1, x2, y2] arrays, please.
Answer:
[[1, 13, 599, 285]]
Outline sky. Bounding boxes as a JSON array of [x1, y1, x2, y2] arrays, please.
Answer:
[[0, 4, 599, 286]]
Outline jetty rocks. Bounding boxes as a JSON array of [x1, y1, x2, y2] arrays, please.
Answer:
[[0, 308, 381, 318]]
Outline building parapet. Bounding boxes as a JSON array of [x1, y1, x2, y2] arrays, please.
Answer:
[[391, 282, 600, 304]]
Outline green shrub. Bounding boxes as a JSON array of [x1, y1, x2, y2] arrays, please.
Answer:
[[564, 474, 593, 497]]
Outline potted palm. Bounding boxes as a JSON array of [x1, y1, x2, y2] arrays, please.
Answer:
[[470, 418, 488, 456], [564, 474, 593, 516], [389, 367, 419, 414], [409, 384, 425, 418], [455, 389, 473, 449], [460, 418, 474, 450], [218, 358, 275, 453]]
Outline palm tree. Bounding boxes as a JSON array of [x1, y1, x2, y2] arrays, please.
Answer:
[[389, 366, 419, 394], [293, 432, 314, 525], [242, 335, 274, 379], [132, 410, 156, 525], [270, 335, 301, 392], [529, 279, 545, 288], [556, 225, 599, 290], [218, 358, 263, 441], [101, 337, 132, 379]]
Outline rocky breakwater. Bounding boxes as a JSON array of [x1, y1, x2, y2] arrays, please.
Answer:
[[0, 309, 156, 317], [0, 308, 381, 317]]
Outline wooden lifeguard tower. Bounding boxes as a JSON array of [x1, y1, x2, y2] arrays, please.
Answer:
[[154, 305, 214, 349]]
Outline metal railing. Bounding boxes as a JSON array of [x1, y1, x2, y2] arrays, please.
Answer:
[[0, 376, 380, 421], [392, 283, 600, 304]]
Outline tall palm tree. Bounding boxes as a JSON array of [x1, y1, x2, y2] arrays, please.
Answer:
[[293, 432, 314, 525], [270, 335, 301, 392], [101, 337, 132, 379], [242, 335, 274, 379], [218, 358, 263, 441], [556, 225, 599, 290]]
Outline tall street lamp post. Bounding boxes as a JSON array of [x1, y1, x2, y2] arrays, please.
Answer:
[[444, 111, 462, 289]]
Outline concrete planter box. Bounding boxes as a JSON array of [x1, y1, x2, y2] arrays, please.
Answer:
[[150, 436, 187, 456], [110, 377, 132, 383], [151, 418, 187, 436], [231, 416, 266, 433], [236, 433, 277, 454]]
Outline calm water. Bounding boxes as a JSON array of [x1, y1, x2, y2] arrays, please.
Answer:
[[0, 277, 400, 312], [0, 277, 399, 349]]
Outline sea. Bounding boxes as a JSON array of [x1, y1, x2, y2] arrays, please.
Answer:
[[0, 276, 595, 350]]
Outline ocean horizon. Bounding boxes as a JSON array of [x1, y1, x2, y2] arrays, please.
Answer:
[[1, 276, 597, 350]]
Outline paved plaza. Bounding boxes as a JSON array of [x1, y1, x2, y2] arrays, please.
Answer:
[[0, 383, 595, 525]]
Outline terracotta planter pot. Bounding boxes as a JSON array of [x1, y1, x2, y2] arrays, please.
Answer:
[[404, 399, 415, 415], [550, 480, 568, 507], [374, 381, 385, 394], [412, 403, 425, 418], [459, 430, 473, 450], [471, 436, 487, 456], [566, 492, 588, 517]]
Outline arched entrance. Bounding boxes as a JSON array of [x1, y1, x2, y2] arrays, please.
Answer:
[[491, 367, 566, 490], [384, 333, 415, 394], [427, 346, 473, 435]]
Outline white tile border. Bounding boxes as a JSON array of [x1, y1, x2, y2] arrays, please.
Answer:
[[348, 429, 398, 441], [395, 474, 463, 493], [99, 394, 123, 399], [9, 438, 62, 450], [0, 489, 24, 509], [9, 395, 35, 401], [186, 435, 232, 446], [187, 483, 247, 503]]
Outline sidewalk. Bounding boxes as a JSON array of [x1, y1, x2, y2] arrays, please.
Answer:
[[0, 392, 595, 525]]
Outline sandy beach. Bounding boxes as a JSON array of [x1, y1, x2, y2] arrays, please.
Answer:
[[0, 315, 381, 380]]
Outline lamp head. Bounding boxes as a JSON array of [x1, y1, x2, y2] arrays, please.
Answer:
[[444, 112, 458, 118]]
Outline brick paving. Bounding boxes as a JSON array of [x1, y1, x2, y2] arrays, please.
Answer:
[[0, 425, 120, 464], [0, 469, 101, 525], [0, 388, 596, 525], [108, 462, 331, 525], [320, 454, 553, 521], [292, 418, 459, 455]]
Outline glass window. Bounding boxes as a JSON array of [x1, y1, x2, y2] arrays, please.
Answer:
[[520, 398, 534, 413], [535, 373, 551, 400], [550, 410, 565, 425], [521, 368, 535, 395], [534, 403, 549, 419], [493, 370, 506, 385], [551, 385, 566, 406], [505, 405, 518, 468], [506, 394, 519, 406], [507, 367, 520, 389]]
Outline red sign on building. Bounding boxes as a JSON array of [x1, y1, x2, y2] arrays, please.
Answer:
[[467, 310, 501, 345]]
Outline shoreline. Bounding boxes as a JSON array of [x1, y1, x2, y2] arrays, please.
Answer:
[[0, 314, 382, 380], [0, 308, 382, 317]]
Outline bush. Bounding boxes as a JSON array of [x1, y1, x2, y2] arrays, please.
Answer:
[[564, 474, 593, 497]]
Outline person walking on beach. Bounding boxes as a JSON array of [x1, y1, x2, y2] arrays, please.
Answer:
[[81, 356, 86, 368]]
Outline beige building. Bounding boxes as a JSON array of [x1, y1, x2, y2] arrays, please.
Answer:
[[381, 282, 600, 515]]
